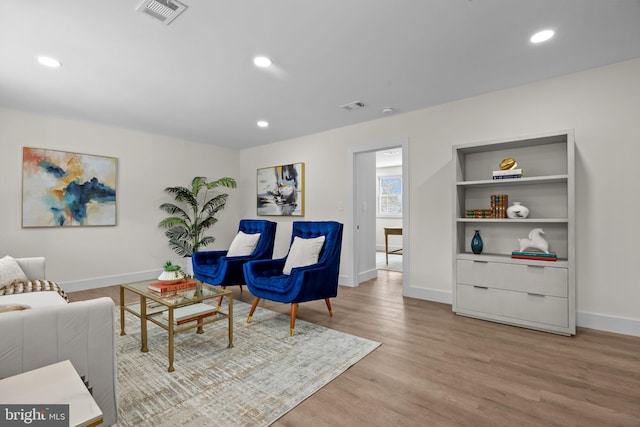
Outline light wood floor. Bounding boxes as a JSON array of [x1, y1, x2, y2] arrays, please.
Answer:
[[68, 271, 640, 427]]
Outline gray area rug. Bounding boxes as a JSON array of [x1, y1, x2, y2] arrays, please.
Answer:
[[115, 300, 380, 426]]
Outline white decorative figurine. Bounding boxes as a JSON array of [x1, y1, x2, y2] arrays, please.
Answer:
[[518, 228, 549, 253]]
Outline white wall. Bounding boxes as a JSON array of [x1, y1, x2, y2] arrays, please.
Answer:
[[239, 58, 640, 335], [0, 109, 241, 290]]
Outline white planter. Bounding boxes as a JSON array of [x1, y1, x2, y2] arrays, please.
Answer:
[[157, 270, 185, 284]]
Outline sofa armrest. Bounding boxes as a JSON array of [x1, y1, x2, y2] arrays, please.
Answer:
[[15, 257, 46, 280], [0, 297, 118, 426]]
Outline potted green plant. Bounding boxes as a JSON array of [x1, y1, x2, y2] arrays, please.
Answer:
[[158, 176, 237, 263], [157, 261, 185, 283]]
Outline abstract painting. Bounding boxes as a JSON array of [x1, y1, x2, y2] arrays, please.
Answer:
[[22, 147, 117, 227], [257, 163, 304, 216]]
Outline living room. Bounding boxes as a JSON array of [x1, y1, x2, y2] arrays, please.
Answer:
[[1, 1, 640, 426]]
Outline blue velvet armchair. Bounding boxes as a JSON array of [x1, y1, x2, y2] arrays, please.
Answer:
[[192, 219, 277, 307], [244, 221, 344, 335]]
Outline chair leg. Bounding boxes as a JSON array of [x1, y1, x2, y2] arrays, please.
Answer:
[[290, 303, 299, 336], [324, 298, 333, 317], [247, 297, 260, 323], [239, 285, 243, 293]]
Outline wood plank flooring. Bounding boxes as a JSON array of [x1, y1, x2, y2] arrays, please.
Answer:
[[68, 270, 640, 427]]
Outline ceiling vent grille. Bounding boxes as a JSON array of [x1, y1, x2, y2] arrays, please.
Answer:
[[136, 0, 187, 25], [340, 101, 366, 111]]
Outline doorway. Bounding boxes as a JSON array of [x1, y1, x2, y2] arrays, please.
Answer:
[[350, 138, 409, 291], [375, 148, 403, 273]]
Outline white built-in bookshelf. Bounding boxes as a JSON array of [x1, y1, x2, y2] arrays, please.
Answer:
[[452, 129, 575, 335]]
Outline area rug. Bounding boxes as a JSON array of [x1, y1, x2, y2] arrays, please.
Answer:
[[115, 300, 380, 427]]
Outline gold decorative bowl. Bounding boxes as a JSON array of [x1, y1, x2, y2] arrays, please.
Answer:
[[499, 157, 517, 170]]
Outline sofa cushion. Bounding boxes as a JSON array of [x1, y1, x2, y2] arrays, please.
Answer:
[[0, 256, 28, 288], [0, 292, 67, 308]]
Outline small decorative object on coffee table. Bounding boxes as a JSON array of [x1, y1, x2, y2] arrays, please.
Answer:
[[158, 261, 185, 284]]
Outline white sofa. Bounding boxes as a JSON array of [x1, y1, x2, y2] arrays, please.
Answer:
[[0, 257, 118, 426]]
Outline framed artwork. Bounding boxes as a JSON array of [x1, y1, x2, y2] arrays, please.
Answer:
[[257, 162, 304, 216], [22, 147, 117, 227]]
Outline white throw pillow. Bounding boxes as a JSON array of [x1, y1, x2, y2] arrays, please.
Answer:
[[282, 235, 326, 275], [0, 256, 28, 289], [226, 231, 261, 257]]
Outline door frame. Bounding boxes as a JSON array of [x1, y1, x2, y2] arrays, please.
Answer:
[[348, 137, 409, 290]]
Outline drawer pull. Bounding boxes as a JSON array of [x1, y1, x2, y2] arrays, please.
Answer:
[[473, 285, 489, 290], [473, 260, 488, 264], [527, 292, 545, 297], [526, 264, 545, 268]]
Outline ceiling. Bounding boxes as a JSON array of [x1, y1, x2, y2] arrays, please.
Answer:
[[2, 1, 640, 150]]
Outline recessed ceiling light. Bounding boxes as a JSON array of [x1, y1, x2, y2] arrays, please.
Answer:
[[253, 56, 272, 67], [257, 120, 269, 128], [37, 56, 62, 68], [530, 29, 554, 44]]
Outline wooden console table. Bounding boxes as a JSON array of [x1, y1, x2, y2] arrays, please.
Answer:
[[384, 227, 403, 264]]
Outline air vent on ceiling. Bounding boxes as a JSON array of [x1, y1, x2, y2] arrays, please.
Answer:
[[136, 0, 187, 25], [340, 101, 366, 111]]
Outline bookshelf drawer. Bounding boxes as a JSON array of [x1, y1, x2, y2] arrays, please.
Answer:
[[456, 283, 569, 328], [456, 259, 567, 297]]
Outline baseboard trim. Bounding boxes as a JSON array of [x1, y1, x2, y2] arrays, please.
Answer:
[[338, 274, 354, 287], [59, 270, 160, 292], [357, 268, 378, 284], [577, 311, 640, 337], [404, 286, 452, 305]]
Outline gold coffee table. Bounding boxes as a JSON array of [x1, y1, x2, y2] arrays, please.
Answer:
[[120, 280, 233, 372]]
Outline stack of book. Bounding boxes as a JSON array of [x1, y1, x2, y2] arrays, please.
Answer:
[[465, 209, 493, 218], [511, 251, 557, 261], [490, 194, 508, 218], [147, 279, 197, 295], [492, 168, 523, 180]]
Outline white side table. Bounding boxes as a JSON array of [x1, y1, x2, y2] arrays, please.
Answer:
[[0, 360, 103, 426]]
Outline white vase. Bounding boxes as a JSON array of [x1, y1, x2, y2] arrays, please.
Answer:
[[506, 202, 530, 219]]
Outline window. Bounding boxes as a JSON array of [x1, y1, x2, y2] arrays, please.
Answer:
[[377, 175, 402, 216]]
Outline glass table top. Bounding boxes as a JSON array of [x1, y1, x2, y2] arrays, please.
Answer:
[[121, 279, 229, 308]]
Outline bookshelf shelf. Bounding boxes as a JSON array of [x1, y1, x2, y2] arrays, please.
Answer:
[[456, 174, 568, 187], [452, 129, 575, 335]]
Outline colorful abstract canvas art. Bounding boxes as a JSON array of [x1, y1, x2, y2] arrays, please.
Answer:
[[22, 147, 117, 227], [257, 163, 304, 216]]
